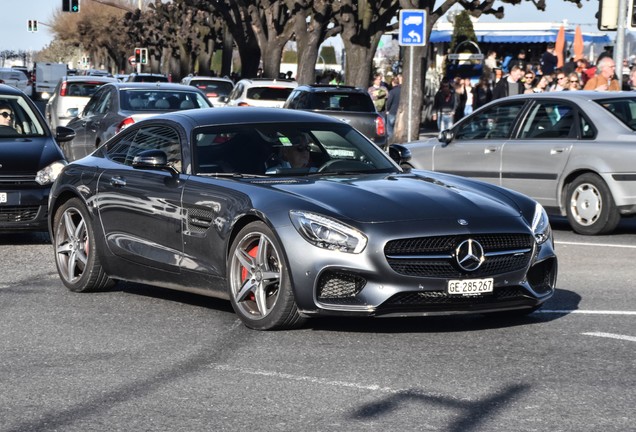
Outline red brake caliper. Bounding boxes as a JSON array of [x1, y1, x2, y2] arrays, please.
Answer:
[[241, 245, 258, 301]]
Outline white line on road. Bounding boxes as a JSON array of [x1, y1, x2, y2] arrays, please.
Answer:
[[555, 241, 636, 249], [583, 332, 636, 343], [536, 310, 636, 315]]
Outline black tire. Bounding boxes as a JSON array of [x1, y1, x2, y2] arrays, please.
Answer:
[[566, 173, 620, 235], [227, 221, 305, 330], [52, 197, 114, 292]]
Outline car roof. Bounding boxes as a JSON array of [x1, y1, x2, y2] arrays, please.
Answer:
[[61, 75, 118, 83], [184, 76, 234, 83], [156, 106, 345, 127], [497, 90, 636, 102], [293, 84, 366, 93], [0, 84, 26, 95], [102, 82, 200, 91], [236, 78, 297, 87]]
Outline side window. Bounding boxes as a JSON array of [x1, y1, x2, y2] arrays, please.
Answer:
[[580, 114, 595, 139], [455, 102, 524, 140], [520, 102, 576, 139], [104, 125, 181, 170], [124, 125, 182, 169], [84, 88, 105, 116], [95, 90, 112, 114]]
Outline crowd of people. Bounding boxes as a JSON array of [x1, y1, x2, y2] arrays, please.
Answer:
[[430, 46, 636, 131]]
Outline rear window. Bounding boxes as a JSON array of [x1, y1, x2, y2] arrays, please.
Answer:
[[308, 92, 375, 112], [130, 75, 169, 83], [65, 81, 109, 97], [120, 90, 211, 111], [192, 80, 234, 97], [596, 97, 636, 130], [246, 87, 294, 101]]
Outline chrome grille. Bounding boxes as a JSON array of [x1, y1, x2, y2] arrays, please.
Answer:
[[0, 175, 37, 186], [385, 234, 534, 278], [0, 206, 40, 222]]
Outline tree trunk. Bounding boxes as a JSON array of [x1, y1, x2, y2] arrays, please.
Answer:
[[341, 42, 377, 89], [394, 44, 427, 143], [221, 25, 233, 77], [261, 42, 286, 79]]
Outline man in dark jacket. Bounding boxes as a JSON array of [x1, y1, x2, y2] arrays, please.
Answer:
[[492, 65, 524, 99]]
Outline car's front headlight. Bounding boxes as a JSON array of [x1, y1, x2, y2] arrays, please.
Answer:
[[532, 203, 552, 245], [289, 210, 367, 254], [36, 160, 66, 185]]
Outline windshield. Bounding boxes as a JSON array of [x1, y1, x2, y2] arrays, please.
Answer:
[[0, 95, 47, 138], [120, 89, 211, 111], [193, 122, 397, 176], [192, 80, 233, 97], [596, 97, 636, 130]]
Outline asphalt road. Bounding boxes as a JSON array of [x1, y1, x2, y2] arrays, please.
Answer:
[[1, 216, 635, 432]]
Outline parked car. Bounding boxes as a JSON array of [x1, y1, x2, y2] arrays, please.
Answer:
[[180, 75, 235, 106], [64, 82, 212, 161], [222, 78, 297, 107], [48, 107, 557, 330], [400, 91, 636, 235], [125, 73, 169, 83], [0, 84, 75, 232], [0, 68, 32, 97], [284, 84, 387, 149], [45, 75, 118, 129]]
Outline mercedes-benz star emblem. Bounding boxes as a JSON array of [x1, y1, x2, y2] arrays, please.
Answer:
[[457, 219, 468, 226], [455, 239, 485, 271]]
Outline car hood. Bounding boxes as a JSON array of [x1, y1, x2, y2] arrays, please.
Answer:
[[253, 172, 527, 224], [0, 136, 64, 174]]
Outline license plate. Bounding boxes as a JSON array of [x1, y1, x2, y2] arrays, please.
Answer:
[[0, 192, 6, 204], [448, 278, 494, 296]]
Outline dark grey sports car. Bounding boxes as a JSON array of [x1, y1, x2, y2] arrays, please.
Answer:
[[48, 108, 557, 330]]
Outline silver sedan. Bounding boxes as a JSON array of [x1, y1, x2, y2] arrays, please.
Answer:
[[401, 91, 636, 235]]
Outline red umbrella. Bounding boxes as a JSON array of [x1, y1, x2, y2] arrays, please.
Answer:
[[555, 25, 565, 68], [573, 25, 584, 61]]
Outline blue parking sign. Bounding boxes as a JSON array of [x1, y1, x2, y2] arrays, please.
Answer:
[[399, 10, 427, 46]]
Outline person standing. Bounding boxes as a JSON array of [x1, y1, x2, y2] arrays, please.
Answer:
[[368, 72, 389, 113], [492, 65, 524, 99], [549, 70, 569, 91], [584, 57, 621, 91], [540, 43, 558, 76], [431, 79, 457, 131], [385, 74, 402, 143], [472, 75, 493, 110]]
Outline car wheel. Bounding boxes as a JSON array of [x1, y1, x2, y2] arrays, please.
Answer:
[[53, 198, 114, 292], [566, 173, 620, 235], [228, 221, 305, 330]]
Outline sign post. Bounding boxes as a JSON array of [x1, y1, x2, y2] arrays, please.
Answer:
[[398, 9, 427, 141]]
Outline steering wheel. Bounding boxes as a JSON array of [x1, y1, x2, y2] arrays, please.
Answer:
[[318, 159, 369, 173]]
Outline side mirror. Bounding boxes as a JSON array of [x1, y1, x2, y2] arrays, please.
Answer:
[[388, 144, 412, 164], [55, 126, 76, 143], [132, 149, 179, 176], [218, 96, 228, 104], [438, 129, 454, 147]]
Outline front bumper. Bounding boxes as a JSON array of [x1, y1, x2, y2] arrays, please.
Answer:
[[0, 186, 50, 232]]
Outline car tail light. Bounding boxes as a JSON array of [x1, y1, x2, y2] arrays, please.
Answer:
[[206, 92, 218, 98], [238, 102, 250, 107], [117, 117, 135, 133], [60, 81, 68, 96], [375, 115, 386, 136]]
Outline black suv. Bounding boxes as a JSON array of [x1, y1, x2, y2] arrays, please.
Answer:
[[283, 85, 387, 149]]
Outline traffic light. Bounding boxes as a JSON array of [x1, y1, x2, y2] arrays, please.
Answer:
[[27, 20, 38, 32], [597, 0, 619, 31], [140, 48, 148, 65], [134, 47, 142, 64], [62, 0, 80, 13]]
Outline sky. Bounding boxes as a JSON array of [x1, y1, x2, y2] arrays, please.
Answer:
[[0, 0, 615, 53]]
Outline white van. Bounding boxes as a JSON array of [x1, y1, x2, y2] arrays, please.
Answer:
[[33, 63, 67, 100]]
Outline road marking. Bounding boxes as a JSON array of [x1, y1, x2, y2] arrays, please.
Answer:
[[536, 310, 636, 315], [215, 364, 400, 394], [583, 332, 636, 343], [555, 241, 636, 249]]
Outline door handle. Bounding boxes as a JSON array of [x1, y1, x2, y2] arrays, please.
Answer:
[[484, 146, 498, 154], [550, 148, 565, 155], [110, 176, 126, 187]]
